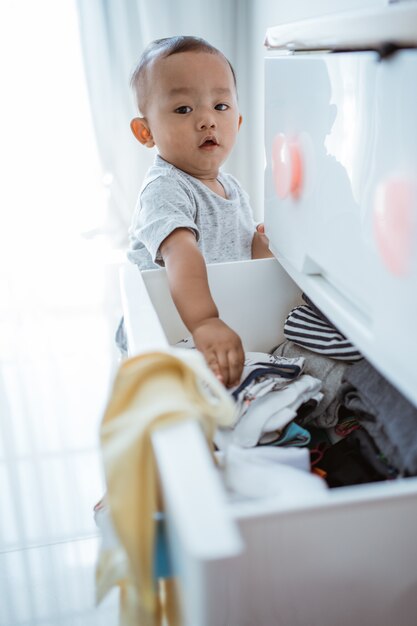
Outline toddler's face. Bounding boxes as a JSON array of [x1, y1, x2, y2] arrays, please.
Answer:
[[143, 51, 241, 179]]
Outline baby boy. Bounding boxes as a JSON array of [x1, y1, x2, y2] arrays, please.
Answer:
[[127, 36, 272, 386]]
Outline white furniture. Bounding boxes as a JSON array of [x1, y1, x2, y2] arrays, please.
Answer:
[[120, 5, 417, 625]]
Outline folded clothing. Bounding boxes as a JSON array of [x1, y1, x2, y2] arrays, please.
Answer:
[[283, 296, 362, 361], [215, 374, 322, 450], [273, 340, 352, 428], [231, 351, 304, 415], [340, 359, 417, 476], [263, 421, 311, 447], [223, 444, 327, 501], [315, 428, 399, 488]]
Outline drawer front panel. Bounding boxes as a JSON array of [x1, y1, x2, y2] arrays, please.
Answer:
[[265, 50, 417, 406], [265, 52, 379, 311]]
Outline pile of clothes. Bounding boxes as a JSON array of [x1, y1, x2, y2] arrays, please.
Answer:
[[215, 292, 417, 489], [94, 294, 417, 624]]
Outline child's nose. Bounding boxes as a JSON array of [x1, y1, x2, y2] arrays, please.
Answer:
[[197, 110, 216, 130]]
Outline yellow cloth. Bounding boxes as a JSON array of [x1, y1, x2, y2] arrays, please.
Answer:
[[96, 348, 236, 626]]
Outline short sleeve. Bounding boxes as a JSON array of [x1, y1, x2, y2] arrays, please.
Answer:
[[130, 174, 199, 266]]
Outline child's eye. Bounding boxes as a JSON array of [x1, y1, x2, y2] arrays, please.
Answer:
[[174, 106, 192, 114], [215, 103, 229, 111]]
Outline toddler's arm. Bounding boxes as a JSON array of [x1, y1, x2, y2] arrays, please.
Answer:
[[252, 223, 274, 259], [160, 228, 244, 387]]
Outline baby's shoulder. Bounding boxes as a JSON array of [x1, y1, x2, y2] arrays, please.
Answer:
[[139, 165, 197, 219], [141, 161, 192, 198]]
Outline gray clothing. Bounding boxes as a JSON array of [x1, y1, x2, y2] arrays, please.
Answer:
[[273, 340, 351, 428], [127, 155, 255, 270], [340, 359, 417, 476]]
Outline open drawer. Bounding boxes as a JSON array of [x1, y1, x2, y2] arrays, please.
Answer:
[[120, 258, 417, 626]]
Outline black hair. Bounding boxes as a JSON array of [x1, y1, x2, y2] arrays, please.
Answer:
[[130, 35, 237, 113]]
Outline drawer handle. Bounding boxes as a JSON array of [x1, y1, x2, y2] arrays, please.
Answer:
[[373, 175, 416, 276], [272, 133, 302, 200]]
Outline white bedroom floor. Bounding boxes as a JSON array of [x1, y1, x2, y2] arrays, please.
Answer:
[[0, 245, 124, 626]]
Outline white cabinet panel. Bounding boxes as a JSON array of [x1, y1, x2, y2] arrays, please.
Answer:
[[264, 50, 417, 406]]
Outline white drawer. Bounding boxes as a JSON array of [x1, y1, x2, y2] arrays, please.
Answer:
[[120, 258, 417, 626], [121, 258, 302, 355], [264, 50, 417, 406]]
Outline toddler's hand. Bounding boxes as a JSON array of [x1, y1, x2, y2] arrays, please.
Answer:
[[192, 318, 244, 387], [252, 223, 274, 259]]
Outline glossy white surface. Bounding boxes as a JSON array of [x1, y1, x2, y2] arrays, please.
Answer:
[[122, 258, 302, 355], [264, 49, 417, 406], [152, 421, 243, 559], [265, 2, 417, 50]]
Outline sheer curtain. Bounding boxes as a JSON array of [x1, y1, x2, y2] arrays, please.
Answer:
[[0, 2, 121, 622], [75, 0, 258, 248]]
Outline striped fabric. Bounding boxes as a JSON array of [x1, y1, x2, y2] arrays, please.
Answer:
[[283, 304, 363, 361]]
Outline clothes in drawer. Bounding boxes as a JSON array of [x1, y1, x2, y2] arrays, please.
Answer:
[[264, 50, 417, 406], [118, 257, 417, 626]]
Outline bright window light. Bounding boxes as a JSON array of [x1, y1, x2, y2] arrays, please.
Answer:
[[0, 0, 108, 313]]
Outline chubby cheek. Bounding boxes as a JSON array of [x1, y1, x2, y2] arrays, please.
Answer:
[[224, 127, 239, 150], [155, 130, 184, 160], [169, 137, 192, 162], [167, 126, 191, 148]]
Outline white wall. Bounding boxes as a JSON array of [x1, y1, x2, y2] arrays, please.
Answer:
[[243, 0, 390, 219]]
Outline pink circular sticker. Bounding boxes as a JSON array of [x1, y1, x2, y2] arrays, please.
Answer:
[[373, 175, 415, 276], [272, 133, 302, 200]]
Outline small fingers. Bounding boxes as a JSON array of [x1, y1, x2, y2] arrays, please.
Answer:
[[214, 347, 244, 388], [194, 321, 244, 387], [206, 350, 241, 388], [215, 350, 231, 387], [227, 347, 244, 388], [206, 352, 224, 383]]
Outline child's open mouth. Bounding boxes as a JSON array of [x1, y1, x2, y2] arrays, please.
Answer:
[[199, 137, 219, 149]]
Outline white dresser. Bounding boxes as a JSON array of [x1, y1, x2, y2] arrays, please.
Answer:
[[264, 3, 417, 409]]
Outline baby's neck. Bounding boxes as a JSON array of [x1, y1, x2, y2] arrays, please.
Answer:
[[199, 176, 227, 199]]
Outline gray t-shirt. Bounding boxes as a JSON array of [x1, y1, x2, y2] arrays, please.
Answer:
[[127, 155, 255, 270]]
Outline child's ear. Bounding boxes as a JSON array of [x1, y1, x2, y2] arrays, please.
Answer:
[[130, 117, 155, 147], [238, 114, 243, 130]]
